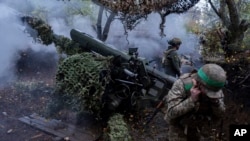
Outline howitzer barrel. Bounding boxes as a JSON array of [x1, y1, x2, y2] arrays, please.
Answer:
[[70, 29, 177, 84], [145, 66, 176, 84], [70, 29, 130, 62]]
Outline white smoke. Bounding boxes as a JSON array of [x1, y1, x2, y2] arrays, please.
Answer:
[[0, 1, 57, 85], [0, 4, 30, 83], [106, 12, 200, 64], [0, 0, 202, 85], [0, 0, 98, 86]]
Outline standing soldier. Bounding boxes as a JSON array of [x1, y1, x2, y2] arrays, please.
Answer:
[[164, 63, 226, 141], [162, 37, 182, 77]]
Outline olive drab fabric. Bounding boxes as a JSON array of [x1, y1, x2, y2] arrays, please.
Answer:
[[164, 71, 226, 141], [168, 37, 182, 46], [162, 37, 182, 77], [162, 47, 181, 77]]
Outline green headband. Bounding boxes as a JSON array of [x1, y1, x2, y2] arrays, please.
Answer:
[[198, 68, 225, 88]]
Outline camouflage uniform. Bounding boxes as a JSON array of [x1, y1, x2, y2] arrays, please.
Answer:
[[162, 38, 182, 77], [164, 64, 226, 141]]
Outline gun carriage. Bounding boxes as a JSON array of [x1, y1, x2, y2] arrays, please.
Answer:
[[53, 29, 177, 120]]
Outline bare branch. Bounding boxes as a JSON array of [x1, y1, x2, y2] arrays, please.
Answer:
[[208, 0, 221, 18], [97, 6, 104, 40], [158, 11, 169, 37], [102, 12, 116, 41], [209, 0, 230, 28]]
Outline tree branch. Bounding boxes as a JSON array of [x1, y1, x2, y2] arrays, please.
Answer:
[[208, 0, 221, 18], [209, 0, 230, 28], [226, 0, 240, 30], [158, 11, 169, 37], [102, 12, 116, 41], [96, 6, 104, 40]]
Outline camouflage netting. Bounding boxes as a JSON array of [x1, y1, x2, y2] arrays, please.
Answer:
[[22, 16, 54, 45], [93, 0, 199, 31], [53, 35, 83, 55], [95, 0, 199, 14], [22, 16, 84, 55], [55, 52, 111, 116], [103, 114, 132, 141]]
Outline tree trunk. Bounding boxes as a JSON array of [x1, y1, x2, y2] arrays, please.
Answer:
[[209, 0, 249, 56]]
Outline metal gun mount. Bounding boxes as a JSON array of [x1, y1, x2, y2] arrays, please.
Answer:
[[70, 29, 177, 110]]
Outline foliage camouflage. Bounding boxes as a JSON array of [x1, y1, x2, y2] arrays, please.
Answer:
[[94, 0, 199, 31], [22, 16, 84, 56], [94, 0, 199, 14], [104, 114, 132, 141], [55, 52, 111, 116], [53, 35, 83, 55], [22, 16, 53, 45]]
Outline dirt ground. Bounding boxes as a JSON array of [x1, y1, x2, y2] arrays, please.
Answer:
[[0, 65, 168, 141], [0, 75, 53, 140], [0, 50, 249, 141]]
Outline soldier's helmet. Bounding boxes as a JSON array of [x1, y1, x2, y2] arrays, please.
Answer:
[[168, 37, 182, 46], [197, 64, 226, 98]]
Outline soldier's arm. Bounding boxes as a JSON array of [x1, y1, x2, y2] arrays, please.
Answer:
[[170, 52, 181, 75], [166, 79, 198, 120]]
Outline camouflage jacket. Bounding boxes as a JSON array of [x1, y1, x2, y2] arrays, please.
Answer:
[[162, 47, 181, 74], [164, 73, 226, 126]]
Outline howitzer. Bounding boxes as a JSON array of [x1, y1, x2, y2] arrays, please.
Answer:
[[69, 29, 178, 124], [21, 14, 177, 117], [70, 29, 176, 100]]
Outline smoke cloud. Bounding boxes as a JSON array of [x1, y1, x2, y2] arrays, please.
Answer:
[[107, 13, 200, 57], [0, 0, 201, 86], [0, 3, 31, 84], [106, 12, 201, 70]]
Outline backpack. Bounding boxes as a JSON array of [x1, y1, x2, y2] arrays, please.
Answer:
[[162, 48, 176, 66]]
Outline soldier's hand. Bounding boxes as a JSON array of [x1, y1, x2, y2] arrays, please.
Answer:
[[190, 79, 201, 102]]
